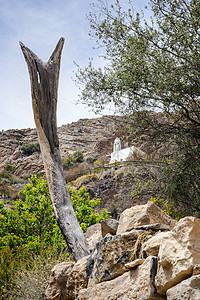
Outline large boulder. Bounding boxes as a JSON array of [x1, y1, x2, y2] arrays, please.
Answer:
[[117, 201, 176, 234], [45, 262, 74, 300], [45, 257, 88, 300], [166, 274, 200, 300], [142, 231, 172, 257], [101, 218, 119, 237], [84, 223, 102, 251], [86, 229, 149, 287], [78, 256, 165, 300], [155, 217, 200, 294]]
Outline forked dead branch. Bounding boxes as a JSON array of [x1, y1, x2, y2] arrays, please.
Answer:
[[20, 38, 90, 261]]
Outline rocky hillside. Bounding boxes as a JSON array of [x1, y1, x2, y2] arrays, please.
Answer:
[[0, 115, 164, 216], [0, 116, 117, 177]]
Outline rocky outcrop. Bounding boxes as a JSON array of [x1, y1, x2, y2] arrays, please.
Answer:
[[0, 116, 116, 177], [86, 229, 145, 286], [45, 257, 88, 300], [101, 218, 119, 237], [166, 274, 200, 300], [155, 216, 200, 294], [117, 201, 176, 234], [46, 202, 200, 299], [79, 256, 164, 300]]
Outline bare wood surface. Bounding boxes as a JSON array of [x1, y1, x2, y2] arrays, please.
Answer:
[[20, 38, 90, 261]]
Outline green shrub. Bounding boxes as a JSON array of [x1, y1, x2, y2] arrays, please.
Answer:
[[68, 185, 110, 232], [0, 170, 12, 180], [86, 153, 99, 164], [62, 155, 76, 170], [0, 175, 110, 296], [93, 159, 103, 167], [73, 151, 84, 163], [62, 151, 84, 170], [3, 164, 16, 174], [20, 143, 40, 156]]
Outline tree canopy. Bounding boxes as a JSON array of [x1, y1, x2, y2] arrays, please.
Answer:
[[75, 0, 200, 216], [76, 0, 200, 120]]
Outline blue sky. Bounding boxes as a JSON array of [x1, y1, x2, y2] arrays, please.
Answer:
[[0, 0, 148, 130]]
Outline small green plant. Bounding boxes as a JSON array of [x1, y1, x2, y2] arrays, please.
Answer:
[[62, 151, 84, 170], [86, 153, 99, 164], [73, 151, 84, 163], [62, 155, 76, 170], [20, 142, 40, 156], [93, 159, 103, 167], [4, 164, 16, 174]]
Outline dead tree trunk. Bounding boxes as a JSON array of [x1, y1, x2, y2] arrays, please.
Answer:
[[20, 38, 90, 261]]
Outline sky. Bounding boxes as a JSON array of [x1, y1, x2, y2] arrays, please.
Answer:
[[0, 0, 148, 130]]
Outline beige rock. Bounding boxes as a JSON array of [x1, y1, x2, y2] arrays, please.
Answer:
[[193, 265, 200, 276], [84, 223, 102, 251], [79, 256, 165, 300], [166, 274, 200, 300], [45, 257, 88, 300], [117, 202, 176, 234], [101, 218, 119, 237], [45, 262, 74, 300], [142, 231, 172, 257], [125, 258, 145, 269], [155, 217, 200, 294], [86, 229, 148, 286]]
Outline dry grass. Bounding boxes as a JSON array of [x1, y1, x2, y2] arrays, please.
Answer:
[[8, 249, 72, 300]]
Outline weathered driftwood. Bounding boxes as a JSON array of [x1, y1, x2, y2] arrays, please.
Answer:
[[20, 38, 90, 261]]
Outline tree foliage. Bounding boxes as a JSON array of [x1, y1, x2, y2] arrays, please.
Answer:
[[75, 0, 200, 216], [0, 175, 110, 297], [76, 0, 200, 119], [0, 175, 110, 252]]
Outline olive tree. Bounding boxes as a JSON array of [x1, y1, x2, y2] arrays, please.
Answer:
[[75, 0, 200, 216]]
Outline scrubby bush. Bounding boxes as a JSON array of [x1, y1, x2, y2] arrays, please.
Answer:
[[0, 245, 70, 300], [62, 155, 76, 170], [73, 151, 84, 163], [62, 151, 84, 170], [72, 174, 98, 188], [20, 142, 40, 156], [4, 164, 16, 174], [86, 153, 99, 164]]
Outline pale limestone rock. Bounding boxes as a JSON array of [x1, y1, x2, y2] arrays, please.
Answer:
[[166, 274, 200, 300], [84, 223, 102, 251], [45, 257, 88, 300], [193, 265, 200, 275], [79, 256, 165, 300], [45, 262, 74, 300], [155, 217, 200, 294], [86, 229, 148, 286], [101, 218, 119, 237], [117, 202, 176, 234], [142, 231, 172, 257], [125, 258, 145, 269]]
